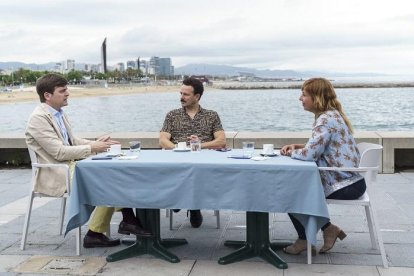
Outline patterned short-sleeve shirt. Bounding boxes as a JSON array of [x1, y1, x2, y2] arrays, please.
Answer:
[[291, 110, 363, 197], [160, 106, 224, 144]]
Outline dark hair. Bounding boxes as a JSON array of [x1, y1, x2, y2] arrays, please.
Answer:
[[182, 77, 204, 99], [36, 73, 68, 103]]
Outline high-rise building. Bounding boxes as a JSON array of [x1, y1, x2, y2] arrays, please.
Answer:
[[159, 58, 172, 76], [149, 56, 160, 75], [127, 60, 137, 69], [139, 60, 148, 75], [114, 62, 125, 72], [100, 38, 107, 73], [67, 60, 75, 71]]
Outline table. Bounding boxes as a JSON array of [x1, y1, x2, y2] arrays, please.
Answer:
[[65, 149, 329, 269]]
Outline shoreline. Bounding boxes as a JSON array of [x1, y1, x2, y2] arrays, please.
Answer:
[[1, 82, 413, 104], [0, 85, 192, 104], [213, 82, 414, 90]]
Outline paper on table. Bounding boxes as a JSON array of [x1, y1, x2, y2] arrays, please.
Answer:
[[117, 156, 138, 160], [250, 156, 270, 161]]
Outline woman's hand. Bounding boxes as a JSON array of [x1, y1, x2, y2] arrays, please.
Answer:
[[280, 144, 296, 156]]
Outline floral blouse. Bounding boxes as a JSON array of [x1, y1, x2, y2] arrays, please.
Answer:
[[291, 110, 363, 197]]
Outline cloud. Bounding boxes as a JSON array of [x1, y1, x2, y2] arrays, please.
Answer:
[[1, 0, 414, 74]]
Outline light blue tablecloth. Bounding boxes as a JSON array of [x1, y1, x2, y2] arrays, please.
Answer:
[[65, 149, 329, 244]]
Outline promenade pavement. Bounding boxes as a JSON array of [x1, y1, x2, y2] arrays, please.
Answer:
[[1, 168, 414, 276]]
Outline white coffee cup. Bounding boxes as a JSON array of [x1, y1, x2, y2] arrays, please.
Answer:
[[263, 144, 274, 155], [107, 144, 121, 154], [177, 142, 187, 150]]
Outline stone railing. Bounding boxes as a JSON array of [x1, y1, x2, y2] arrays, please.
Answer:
[[1, 131, 414, 173]]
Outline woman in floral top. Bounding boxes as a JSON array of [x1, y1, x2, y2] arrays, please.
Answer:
[[281, 78, 366, 256]]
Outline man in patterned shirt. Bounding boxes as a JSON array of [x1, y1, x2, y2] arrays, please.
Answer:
[[159, 77, 226, 228]]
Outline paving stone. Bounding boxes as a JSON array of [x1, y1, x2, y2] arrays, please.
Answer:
[[99, 259, 195, 276], [387, 192, 414, 204], [0, 233, 21, 252], [399, 204, 414, 221], [385, 243, 414, 267], [329, 252, 385, 266], [190, 260, 283, 276], [382, 229, 414, 244], [11, 256, 106, 275], [0, 255, 31, 272], [376, 208, 412, 225], [285, 263, 380, 276], [379, 182, 414, 193], [377, 266, 414, 276], [0, 272, 18, 276]]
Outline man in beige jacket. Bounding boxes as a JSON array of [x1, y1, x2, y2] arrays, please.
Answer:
[[26, 74, 153, 248]]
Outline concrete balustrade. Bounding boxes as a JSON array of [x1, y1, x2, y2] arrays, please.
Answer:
[[1, 131, 413, 173]]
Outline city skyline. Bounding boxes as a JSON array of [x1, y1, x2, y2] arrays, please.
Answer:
[[1, 0, 413, 75]]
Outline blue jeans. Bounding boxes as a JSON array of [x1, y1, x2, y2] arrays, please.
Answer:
[[289, 178, 366, 240]]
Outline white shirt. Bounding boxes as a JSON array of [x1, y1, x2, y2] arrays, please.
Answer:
[[48, 105, 70, 146]]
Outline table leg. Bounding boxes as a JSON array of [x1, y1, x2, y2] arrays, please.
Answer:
[[219, 212, 290, 270], [106, 209, 188, 263]]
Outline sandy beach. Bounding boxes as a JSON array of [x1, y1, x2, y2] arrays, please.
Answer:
[[0, 85, 193, 104]]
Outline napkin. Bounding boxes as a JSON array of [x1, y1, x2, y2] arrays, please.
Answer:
[[250, 156, 270, 161], [117, 156, 138, 160]]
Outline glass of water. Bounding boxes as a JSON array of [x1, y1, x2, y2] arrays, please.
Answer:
[[129, 141, 141, 156], [243, 142, 255, 157], [190, 140, 201, 153]]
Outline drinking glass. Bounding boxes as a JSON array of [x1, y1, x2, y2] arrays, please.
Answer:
[[243, 142, 255, 157], [129, 141, 141, 156], [190, 140, 201, 153]]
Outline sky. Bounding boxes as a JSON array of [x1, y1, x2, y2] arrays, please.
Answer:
[[1, 0, 413, 75]]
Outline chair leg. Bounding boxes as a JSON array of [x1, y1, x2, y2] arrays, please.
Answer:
[[307, 241, 312, 264], [20, 193, 35, 250], [58, 197, 67, 235], [76, 226, 81, 256], [365, 205, 377, 250], [216, 210, 220, 229], [169, 209, 174, 230], [369, 205, 388, 268], [106, 226, 111, 237]]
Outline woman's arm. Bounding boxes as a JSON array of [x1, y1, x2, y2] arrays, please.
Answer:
[[280, 144, 305, 156]]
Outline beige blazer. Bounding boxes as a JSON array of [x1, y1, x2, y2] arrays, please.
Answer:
[[26, 103, 93, 196]]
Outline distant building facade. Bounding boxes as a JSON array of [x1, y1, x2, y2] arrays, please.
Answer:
[[114, 62, 125, 72], [127, 60, 137, 69], [159, 58, 172, 76], [149, 56, 160, 75]]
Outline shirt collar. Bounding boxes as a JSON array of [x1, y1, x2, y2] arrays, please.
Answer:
[[181, 105, 204, 114], [47, 105, 64, 117]]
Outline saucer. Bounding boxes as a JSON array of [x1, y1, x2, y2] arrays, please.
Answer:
[[106, 151, 124, 157], [173, 148, 191, 152], [259, 151, 278, 157]]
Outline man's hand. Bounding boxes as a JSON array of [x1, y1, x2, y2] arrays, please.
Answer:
[[91, 141, 117, 153], [187, 135, 199, 141], [96, 135, 120, 144]]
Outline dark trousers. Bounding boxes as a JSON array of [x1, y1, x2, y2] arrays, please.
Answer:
[[289, 178, 366, 240]]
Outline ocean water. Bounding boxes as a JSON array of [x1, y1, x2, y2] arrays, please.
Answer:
[[1, 87, 414, 133]]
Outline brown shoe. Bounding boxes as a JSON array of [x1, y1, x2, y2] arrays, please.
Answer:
[[118, 221, 155, 237], [83, 234, 120, 248], [283, 238, 316, 256], [319, 224, 347, 253]]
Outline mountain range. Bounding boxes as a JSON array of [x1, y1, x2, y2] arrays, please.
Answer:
[[0, 61, 388, 78]]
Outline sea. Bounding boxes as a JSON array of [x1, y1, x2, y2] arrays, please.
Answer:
[[1, 77, 413, 133]]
